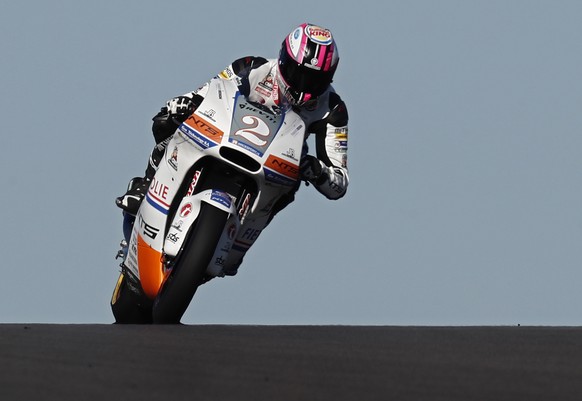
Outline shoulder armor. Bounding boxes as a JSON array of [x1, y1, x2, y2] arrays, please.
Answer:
[[327, 92, 349, 127], [231, 56, 269, 78], [229, 56, 269, 97]]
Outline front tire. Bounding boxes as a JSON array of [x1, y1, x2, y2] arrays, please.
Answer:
[[152, 203, 228, 324]]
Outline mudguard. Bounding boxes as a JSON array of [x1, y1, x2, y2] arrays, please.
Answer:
[[164, 189, 238, 257]]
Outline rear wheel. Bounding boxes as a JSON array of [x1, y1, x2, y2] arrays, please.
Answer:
[[152, 203, 228, 324], [110, 271, 153, 324]]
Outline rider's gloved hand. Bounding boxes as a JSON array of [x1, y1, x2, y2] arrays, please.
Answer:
[[166, 96, 194, 118], [300, 155, 325, 184]]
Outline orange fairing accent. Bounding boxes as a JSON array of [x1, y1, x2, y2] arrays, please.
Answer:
[[184, 114, 224, 142], [265, 154, 299, 180], [137, 234, 164, 299]]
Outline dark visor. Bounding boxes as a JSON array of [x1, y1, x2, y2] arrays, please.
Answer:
[[279, 51, 334, 96]]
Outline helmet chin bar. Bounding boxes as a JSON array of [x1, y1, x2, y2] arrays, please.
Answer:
[[276, 67, 315, 108]]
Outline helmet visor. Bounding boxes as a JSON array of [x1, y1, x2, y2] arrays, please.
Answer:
[[278, 51, 334, 97]]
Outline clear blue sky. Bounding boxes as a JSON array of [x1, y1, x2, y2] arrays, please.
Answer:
[[1, 0, 581, 325]]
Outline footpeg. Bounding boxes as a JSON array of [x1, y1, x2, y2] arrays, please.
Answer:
[[115, 239, 128, 260]]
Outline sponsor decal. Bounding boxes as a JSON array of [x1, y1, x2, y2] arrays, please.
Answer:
[[264, 169, 296, 186], [171, 220, 184, 232], [255, 85, 271, 98], [230, 138, 262, 157], [180, 203, 193, 218], [342, 154, 347, 167], [214, 256, 225, 266], [334, 128, 348, 139], [265, 154, 299, 180], [289, 28, 302, 57], [293, 28, 301, 40], [238, 193, 252, 220], [272, 78, 281, 106], [180, 124, 211, 149], [181, 114, 224, 148], [227, 223, 237, 240], [146, 178, 170, 215], [238, 102, 278, 123], [329, 180, 344, 194], [201, 109, 216, 122], [282, 148, 299, 161], [185, 170, 201, 196], [185, 114, 224, 141], [232, 227, 262, 252], [211, 190, 232, 208], [149, 178, 169, 200], [138, 215, 159, 240], [219, 67, 234, 80], [167, 232, 179, 243], [220, 242, 232, 253], [334, 140, 348, 152], [257, 73, 274, 93], [240, 228, 261, 242], [168, 146, 178, 170], [305, 25, 333, 45]]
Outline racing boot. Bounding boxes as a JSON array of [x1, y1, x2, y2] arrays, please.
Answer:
[[115, 176, 151, 216], [115, 138, 169, 216]]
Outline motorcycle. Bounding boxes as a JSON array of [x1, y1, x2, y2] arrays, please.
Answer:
[[110, 76, 305, 324]]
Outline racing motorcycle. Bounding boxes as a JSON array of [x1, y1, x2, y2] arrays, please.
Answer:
[[110, 76, 305, 324]]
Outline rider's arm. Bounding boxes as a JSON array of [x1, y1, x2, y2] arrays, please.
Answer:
[[217, 56, 269, 96], [151, 56, 268, 145], [310, 92, 349, 200]]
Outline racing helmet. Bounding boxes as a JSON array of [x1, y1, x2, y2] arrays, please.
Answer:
[[277, 23, 339, 107]]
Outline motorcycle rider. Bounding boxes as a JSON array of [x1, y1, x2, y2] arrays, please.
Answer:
[[116, 23, 349, 276]]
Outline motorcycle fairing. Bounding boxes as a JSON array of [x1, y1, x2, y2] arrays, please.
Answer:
[[163, 189, 238, 258], [122, 76, 306, 299]]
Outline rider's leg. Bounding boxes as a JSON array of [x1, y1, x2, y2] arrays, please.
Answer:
[[221, 188, 298, 276], [115, 110, 179, 215], [115, 140, 167, 215]]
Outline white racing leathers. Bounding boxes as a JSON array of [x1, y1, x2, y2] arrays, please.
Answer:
[[171, 57, 349, 272]]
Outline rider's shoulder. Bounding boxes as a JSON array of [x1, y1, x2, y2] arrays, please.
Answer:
[[300, 88, 348, 126], [327, 90, 349, 126], [229, 56, 269, 78], [326, 88, 347, 110]]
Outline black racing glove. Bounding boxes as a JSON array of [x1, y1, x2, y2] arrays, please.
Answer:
[[165, 96, 195, 119], [300, 155, 325, 184]]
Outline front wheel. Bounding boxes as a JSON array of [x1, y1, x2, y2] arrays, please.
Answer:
[[152, 203, 229, 324]]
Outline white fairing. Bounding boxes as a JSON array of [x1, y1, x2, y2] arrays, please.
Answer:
[[124, 77, 305, 280]]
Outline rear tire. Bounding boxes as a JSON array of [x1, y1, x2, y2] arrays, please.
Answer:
[[152, 203, 228, 324], [110, 271, 153, 324]]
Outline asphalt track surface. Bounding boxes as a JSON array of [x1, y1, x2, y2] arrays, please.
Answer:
[[1, 324, 582, 401]]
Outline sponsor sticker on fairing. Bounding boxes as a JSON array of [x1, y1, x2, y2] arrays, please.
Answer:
[[179, 203, 193, 218], [219, 67, 234, 80], [211, 190, 232, 208]]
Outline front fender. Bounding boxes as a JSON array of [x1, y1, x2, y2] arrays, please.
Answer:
[[164, 189, 237, 257]]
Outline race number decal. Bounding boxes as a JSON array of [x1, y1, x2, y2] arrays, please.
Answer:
[[229, 94, 283, 156], [234, 116, 270, 146]]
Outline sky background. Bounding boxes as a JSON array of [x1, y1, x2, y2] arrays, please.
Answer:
[[1, 0, 581, 325]]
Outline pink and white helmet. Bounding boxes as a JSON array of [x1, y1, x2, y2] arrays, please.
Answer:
[[277, 23, 339, 107]]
